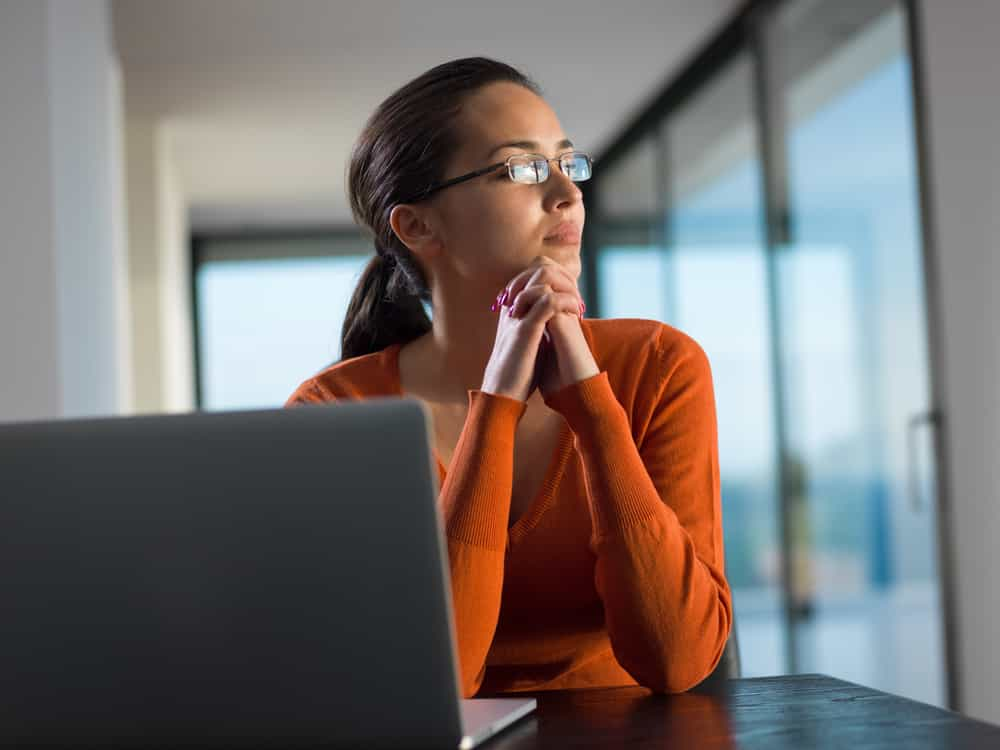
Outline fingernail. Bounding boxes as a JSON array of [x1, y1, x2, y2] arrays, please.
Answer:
[[581, 301, 587, 314], [490, 300, 498, 312], [500, 288, 510, 307]]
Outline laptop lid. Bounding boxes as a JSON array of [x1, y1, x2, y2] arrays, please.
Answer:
[[0, 399, 469, 747]]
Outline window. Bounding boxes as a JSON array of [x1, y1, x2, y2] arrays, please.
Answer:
[[193, 234, 370, 411]]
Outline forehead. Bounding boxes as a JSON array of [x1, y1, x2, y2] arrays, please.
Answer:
[[456, 82, 566, 159]]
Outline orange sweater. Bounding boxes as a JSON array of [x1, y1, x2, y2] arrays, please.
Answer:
[[285, 317, 732, 696]]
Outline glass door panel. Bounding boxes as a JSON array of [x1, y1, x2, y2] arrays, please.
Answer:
[[667, 54, 786, 680], [771, 0, 946, 706], [596, 52, 788, 679]]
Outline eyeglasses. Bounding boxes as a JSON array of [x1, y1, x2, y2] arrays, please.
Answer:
[[402, 151, 593, 203]]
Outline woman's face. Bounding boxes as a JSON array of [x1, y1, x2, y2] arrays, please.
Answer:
[[427, 82, 586, 287]]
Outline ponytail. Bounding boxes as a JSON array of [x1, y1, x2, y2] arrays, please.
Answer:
[[340, 250, 431, 361]]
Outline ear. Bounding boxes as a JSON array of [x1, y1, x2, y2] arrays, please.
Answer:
[[389, 204, 444, 261]]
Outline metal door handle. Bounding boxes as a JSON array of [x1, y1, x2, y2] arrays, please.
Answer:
[[906, 409, 940, 512]]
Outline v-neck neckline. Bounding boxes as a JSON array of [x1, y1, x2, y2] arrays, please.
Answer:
[[383, 339, 580, 544]]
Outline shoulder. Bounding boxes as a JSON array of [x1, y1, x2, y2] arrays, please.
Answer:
[[580, 318, 713, 416], [582, 317, 710, 376], [284, 345, 399, 406]]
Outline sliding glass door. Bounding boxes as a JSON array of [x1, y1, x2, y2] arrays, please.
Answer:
[[765, 0, 945, 706], [589, 0, 948, 706], [597, 50, 788, 680]]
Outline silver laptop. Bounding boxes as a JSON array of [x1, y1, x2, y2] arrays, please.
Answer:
[[0, 398, 535, 748]]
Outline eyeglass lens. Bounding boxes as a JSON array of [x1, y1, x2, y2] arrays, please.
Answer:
[[508, 153, 591, 184]]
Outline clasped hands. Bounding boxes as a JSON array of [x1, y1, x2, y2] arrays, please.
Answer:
[[481, 256, 600, 402]]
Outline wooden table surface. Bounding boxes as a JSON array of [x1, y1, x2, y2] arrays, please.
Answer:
[[480, 673, 1000, 749]]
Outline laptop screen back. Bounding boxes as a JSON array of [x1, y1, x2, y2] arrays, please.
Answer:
[[0, 400, 462, 747]]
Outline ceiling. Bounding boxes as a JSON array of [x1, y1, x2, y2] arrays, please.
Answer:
[[112, 0, 741, 231]]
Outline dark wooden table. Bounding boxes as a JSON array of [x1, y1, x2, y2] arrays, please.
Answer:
[[480, 674, 1000, 749]]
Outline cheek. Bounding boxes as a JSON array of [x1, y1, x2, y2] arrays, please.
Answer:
[[445, 192, 538, 274]]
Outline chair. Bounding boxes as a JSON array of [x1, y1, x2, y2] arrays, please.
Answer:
[[693, 616, 741, 690]]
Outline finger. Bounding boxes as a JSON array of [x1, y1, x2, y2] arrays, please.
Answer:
[[503, 258, 580, 307], [516, 288, 581, 327], [520, 261, 578, 301], [506, 265, 581, 312], [507, 283, 554, 319], [501, 259, 550, 306]]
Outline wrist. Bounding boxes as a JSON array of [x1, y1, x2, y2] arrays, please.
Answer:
[[478, 381, 529, 404]]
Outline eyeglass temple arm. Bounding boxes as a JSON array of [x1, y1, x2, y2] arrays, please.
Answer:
[[406, 161, 507, 202]]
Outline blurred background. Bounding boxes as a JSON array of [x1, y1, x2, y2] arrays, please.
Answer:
[[2, 0, 998, 725]]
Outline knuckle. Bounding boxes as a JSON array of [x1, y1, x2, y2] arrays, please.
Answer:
[[542, 268, 569, 289]]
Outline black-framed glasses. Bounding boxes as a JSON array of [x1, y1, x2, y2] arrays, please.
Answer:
[[402, 151, 593, 203]]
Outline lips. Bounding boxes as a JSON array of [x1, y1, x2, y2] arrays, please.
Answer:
[[544, 222, 583, 244]]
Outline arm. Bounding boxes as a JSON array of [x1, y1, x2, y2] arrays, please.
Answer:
[[543, 334, 732, 693], [286, 380, 525, 698], [435, 391, 525, 697]]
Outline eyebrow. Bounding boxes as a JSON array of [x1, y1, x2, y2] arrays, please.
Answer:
[[486, 138, 574, 161]]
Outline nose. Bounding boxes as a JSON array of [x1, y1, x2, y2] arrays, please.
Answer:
[[542, 161, 583, 212]]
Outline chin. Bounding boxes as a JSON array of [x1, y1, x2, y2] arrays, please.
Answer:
[[545, 248, 582, 277]]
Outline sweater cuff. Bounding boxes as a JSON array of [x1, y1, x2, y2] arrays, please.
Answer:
[[542, 371, 624, 433], [466, 389, 528, 431], [544, 372, 665, 538]]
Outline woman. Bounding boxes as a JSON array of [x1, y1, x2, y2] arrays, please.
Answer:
[[286, 57, 732, 697]]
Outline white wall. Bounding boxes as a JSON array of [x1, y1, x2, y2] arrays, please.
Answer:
[[156, 129, 195, 413], [125, 119, 165, 413], [124, 119, 195, 414], [0, 0, 129, 422], [916, 0, 1000, 725]]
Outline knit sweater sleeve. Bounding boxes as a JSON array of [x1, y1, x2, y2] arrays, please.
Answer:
[[286, 378, 524, 698], [542, 331, 732, 692], [435, 390, 526, 697]]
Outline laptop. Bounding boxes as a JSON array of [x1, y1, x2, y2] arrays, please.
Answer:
[[0, 398, 536, 748]]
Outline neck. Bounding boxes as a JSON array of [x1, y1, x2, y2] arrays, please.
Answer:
[[399, 266, 518, 403], [427, 276, 504, 397]]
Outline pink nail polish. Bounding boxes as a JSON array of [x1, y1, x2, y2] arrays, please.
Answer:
[[500, 288, 510, 307], [490, 301, 498, 312]]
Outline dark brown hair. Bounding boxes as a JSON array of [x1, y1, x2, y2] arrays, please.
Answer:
[[340, 57, 541, 360]]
